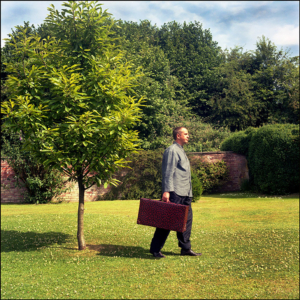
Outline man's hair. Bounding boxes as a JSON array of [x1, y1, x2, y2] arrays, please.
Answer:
[[173, 127, 186, 140]]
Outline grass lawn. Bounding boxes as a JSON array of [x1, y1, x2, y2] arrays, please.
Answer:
[[1, 192, 299, 299]]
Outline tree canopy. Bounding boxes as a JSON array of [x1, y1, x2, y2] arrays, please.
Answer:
[[205, 38, 299, 130]]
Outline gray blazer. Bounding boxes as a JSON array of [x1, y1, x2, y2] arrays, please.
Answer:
[[162, 142, 192, 197]]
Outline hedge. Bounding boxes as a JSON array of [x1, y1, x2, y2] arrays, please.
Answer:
[[248, 124, 299, 195], [221, 124, 299, 195], [220, 127, 257, 156]]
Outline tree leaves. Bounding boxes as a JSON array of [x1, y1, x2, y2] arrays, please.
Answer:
[[1, 0, 143, 191]]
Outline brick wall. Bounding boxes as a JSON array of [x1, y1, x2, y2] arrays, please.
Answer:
[[1, 152, 249, 203], [189, 151, 249, 193], [1, 159, 27, 203], [52, 179, 111, 203]]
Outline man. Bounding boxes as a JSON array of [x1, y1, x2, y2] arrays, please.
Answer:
[[150, 127, 202, 258]]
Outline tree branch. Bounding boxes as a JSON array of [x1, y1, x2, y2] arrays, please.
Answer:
[[84, 181, 96, 190]]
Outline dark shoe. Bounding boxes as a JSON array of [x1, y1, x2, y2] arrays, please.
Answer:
[[181, 249, 202, 256], [150, 251, 165, 258]]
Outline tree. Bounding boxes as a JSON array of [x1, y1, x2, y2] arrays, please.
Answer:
[[275, 57, 299, 124], [112, 20, 223, 135], [251, 36, 299, 125], [155, 21, 222, 118], [1, 1, 143, 250], [206, 47, 260, 131], [207, 40, 299, 130]]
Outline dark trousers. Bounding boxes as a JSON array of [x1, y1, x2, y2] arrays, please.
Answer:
[[150, 192, 193, 253]]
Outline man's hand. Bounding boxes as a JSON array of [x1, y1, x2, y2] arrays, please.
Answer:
[[162, 192, 170, 203]]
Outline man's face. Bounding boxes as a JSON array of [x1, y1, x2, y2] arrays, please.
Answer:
[[177, 128, 189, 145]]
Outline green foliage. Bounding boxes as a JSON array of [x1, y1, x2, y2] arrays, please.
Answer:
[[156, 21, 222, 117], [142, 115, 231, 151], [183, 118, 231, 152], [101, 149, 164, 200], [191, 171, 203, 202], [220, 127, 257, 156], [112, 19, 223, 119], [248, 124, 299, 195], [206, 48, 259, 131], [1, 1, 145, 250], [240, 179, 251, 192], [189, 157, 229, 193], [1, 21, 56, 109], [109, 19, 232, 151], [22, 171, 67, 204], [220, 131, 248, 155], [221, 124, 299, 195], [207, 38, 299, 130], [2, 19, 299, 156], [1, 129, 68, 204], [2, 22, 298, 168], [251, 36, 299, 126]]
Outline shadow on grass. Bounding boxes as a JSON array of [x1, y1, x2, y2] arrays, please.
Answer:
[[1, 230, 72, 252], [87, 243, 179, 259]]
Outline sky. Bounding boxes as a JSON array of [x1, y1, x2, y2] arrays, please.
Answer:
[[1, 1, 299, 56]]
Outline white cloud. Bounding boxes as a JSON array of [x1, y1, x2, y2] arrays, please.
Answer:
[[1, 1, 64, 47], [208, 13, 299, 52], [272, 25, 299, 45]]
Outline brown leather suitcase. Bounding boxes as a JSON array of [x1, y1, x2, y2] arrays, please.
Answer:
[[137, 198, 189, 232]]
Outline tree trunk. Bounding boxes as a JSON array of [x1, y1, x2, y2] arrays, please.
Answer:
[[77, 175, 86, 250]]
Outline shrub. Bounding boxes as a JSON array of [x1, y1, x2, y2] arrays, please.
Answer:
[[101, 149, 229, 200], [189, 157, 229, 193], [191, 171, 203, 202], [221, 124, 299, 195], [1, 129, 69, 204], [22, 170, 68, 204], [248, 124, 299, 195], [100, 149, 164, 200]]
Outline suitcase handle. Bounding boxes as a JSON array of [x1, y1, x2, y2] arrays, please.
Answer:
[[160, 198, 171, 203]]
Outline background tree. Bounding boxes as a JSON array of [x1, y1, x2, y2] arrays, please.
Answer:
[[1, 1, 143, 250], [206, 47, 259, 131], [155, 21, 222, 118], [250, 36, 299, 125], [274, 56, 299, 124], [149, 115, 231, 152], [206, 39, 299, 130]]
